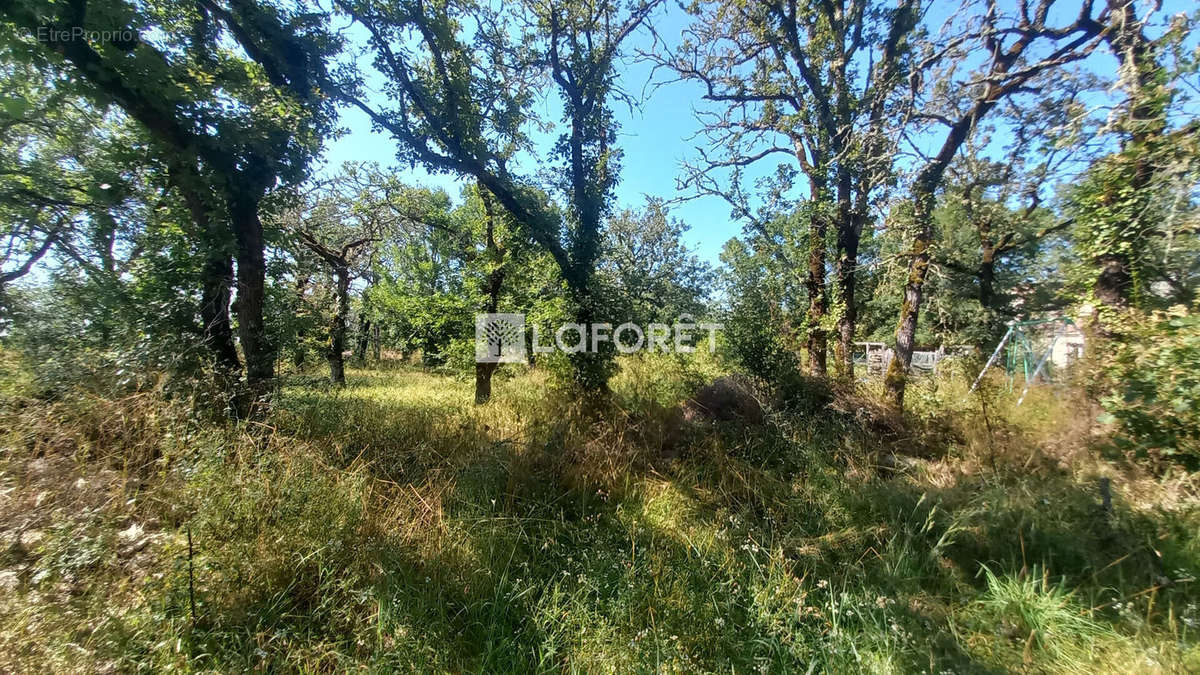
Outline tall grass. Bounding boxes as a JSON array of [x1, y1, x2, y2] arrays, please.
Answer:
[[1, 353, 1198, 672]]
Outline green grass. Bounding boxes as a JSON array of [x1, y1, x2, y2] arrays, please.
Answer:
[[1, 356, 1199, 672]]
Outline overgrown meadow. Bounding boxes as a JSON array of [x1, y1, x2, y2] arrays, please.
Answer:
[[2, 351, 1197, 673], [3, 0, 1199, 669]]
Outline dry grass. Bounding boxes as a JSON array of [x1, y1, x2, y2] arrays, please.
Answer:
[[0, 354, 1198, 672]]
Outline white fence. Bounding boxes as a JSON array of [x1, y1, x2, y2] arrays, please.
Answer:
[[854, 343, 972, 376]]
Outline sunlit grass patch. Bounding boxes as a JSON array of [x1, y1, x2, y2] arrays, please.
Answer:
[[961, 564, 1114, 671]]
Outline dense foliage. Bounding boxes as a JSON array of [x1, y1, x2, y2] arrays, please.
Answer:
[[1098, 309, 1200, 468]]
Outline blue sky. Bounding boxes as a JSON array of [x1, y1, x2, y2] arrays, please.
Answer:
[[317, 0, 1198, 267], [317, 4, 745, 265]]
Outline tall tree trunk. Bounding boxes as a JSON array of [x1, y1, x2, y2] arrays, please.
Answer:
[[200, 252, 240, 373], [292, 274, 310, 369], [563, 103, 612, 396], [372, 323, 381, 361], [229, 192, 274, 414], [328, 266, 349, 385], [884, 80, 1011, 409], [829, 49, 859, 379], [475, 187, 507, 404], [567, 286, 612, 395], [834, 173, 858, 377], [878, 1, 1100, 410], [170, 162, 240, 377], [806, 201, 829, 377], [356, 318, 370, 362], [884, 183, 935, 409]]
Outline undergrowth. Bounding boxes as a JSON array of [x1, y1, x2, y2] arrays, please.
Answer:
[[1, 352, 1198, 672]]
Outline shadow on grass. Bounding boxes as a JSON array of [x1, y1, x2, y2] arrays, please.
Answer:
[[162, 369, 1199, 672]]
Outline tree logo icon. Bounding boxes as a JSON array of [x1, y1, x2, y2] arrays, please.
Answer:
[[475, 313, 526, 363]]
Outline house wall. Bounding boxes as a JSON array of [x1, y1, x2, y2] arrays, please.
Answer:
[[1049, 326, 1086, 369]]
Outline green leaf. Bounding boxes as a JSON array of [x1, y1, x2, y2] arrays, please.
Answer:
[[1, 96, 29, 117]]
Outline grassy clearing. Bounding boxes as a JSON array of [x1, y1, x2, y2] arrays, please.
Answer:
[[1, 354, 1199, 672]]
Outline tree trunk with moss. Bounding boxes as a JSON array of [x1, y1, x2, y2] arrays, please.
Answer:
[[884, 182, 936, 409], [1088, 0, 1167, 312], [834, 173, 859, 377], [806, 187, 830, 377]]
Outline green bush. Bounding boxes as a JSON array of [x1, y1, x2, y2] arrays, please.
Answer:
[[1098, 308, 1200, 467]]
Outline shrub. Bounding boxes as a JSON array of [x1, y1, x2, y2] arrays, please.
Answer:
[[1097, 307, 1200, 467]]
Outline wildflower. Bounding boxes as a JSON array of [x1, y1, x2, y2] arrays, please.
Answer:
[[817, 579, 828, 589]]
